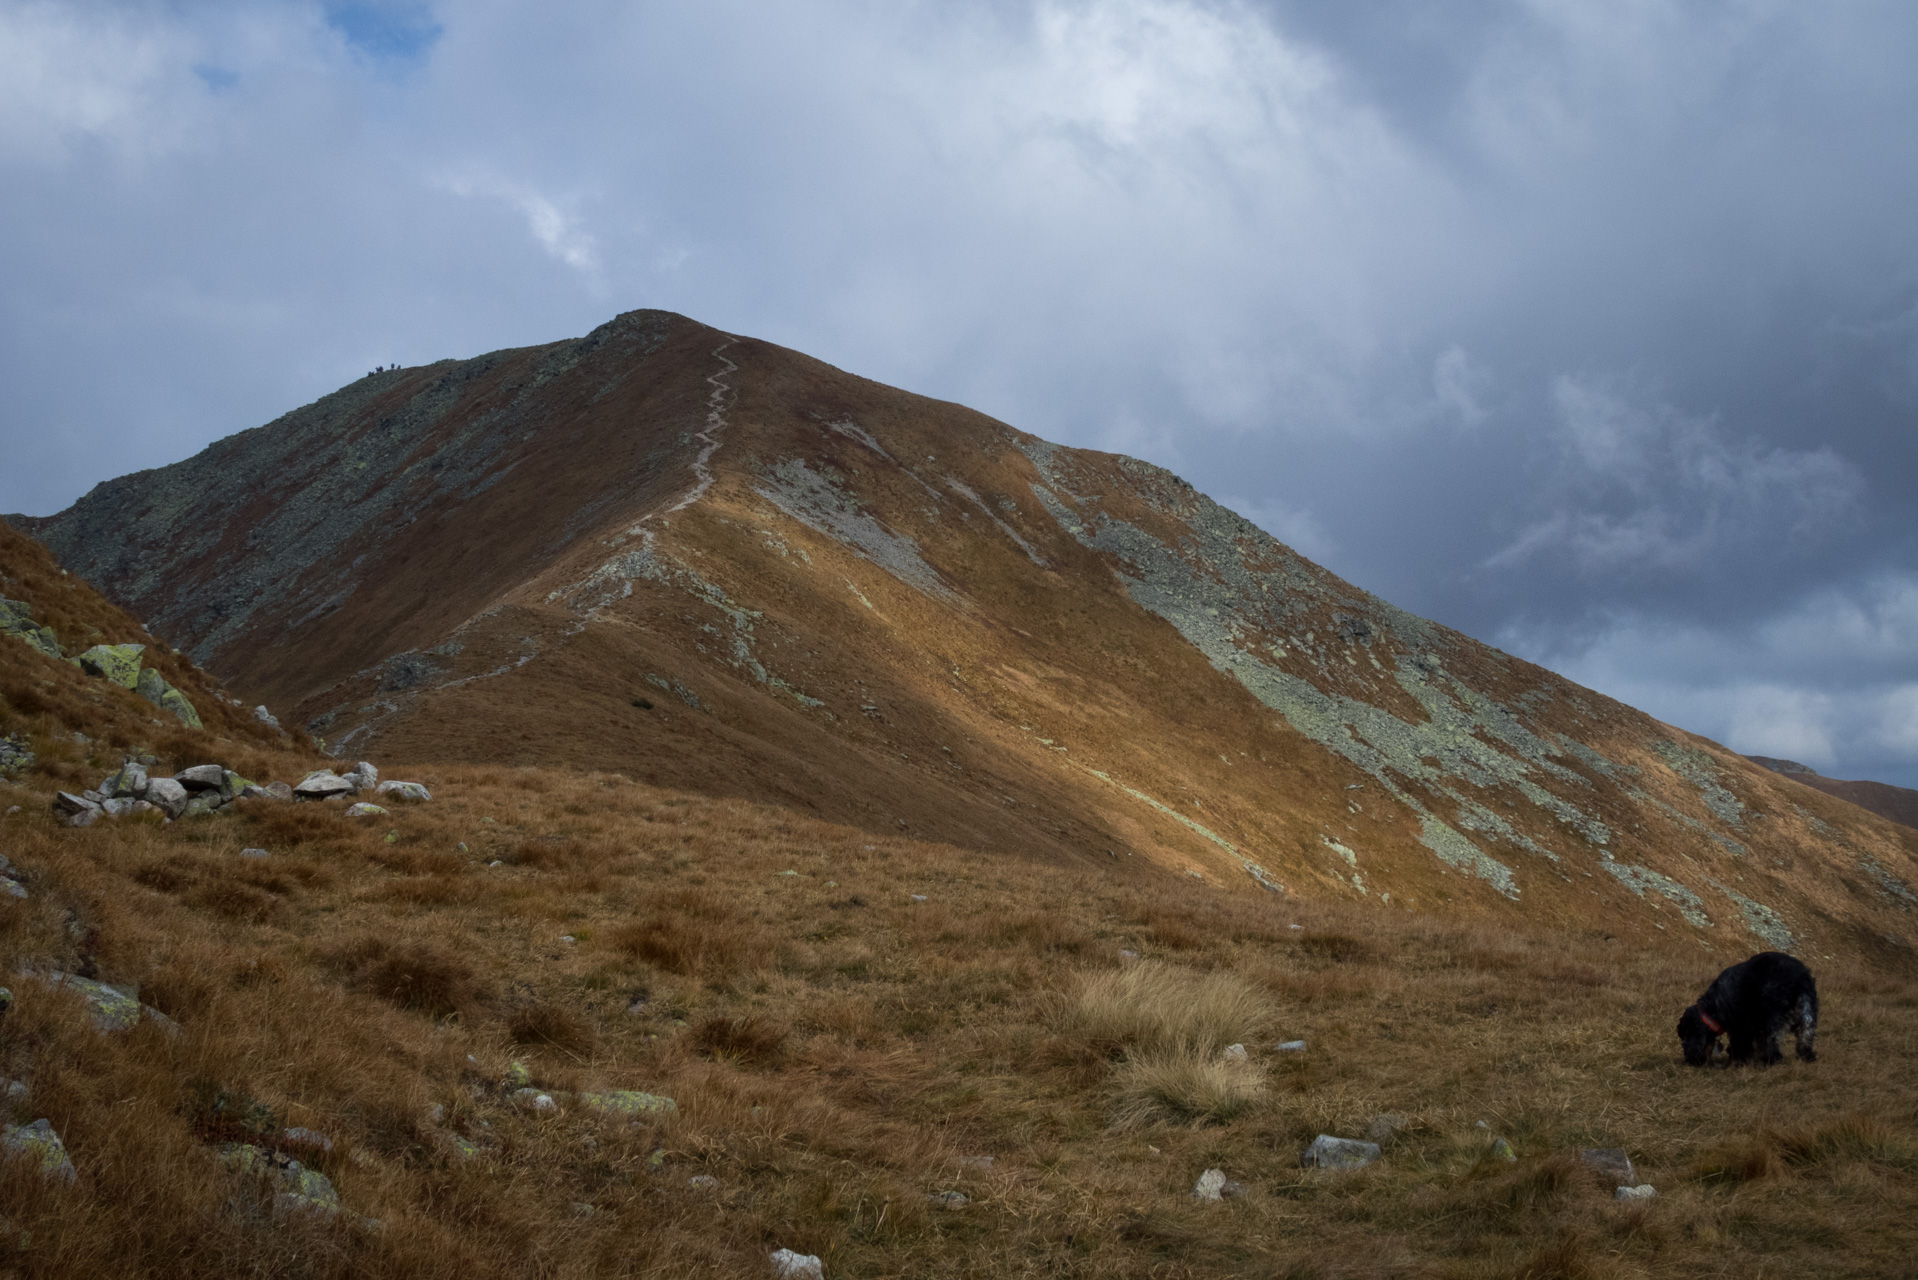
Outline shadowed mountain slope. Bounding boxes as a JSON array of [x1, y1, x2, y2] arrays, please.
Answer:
[[20, 310, 1918, 964], [1747, 756, 1918, 833]]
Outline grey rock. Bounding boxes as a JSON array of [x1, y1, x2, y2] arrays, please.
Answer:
[[1276, 1039, 1307, 1053], [2, 880, 26, 900], [102, 762, 148, 797], [240, 847, 271, 859], [253, 705, 281, 730], [2, 1078, 27, 1102], [65, 807, 100, 828], [1578, 1148, 1637, 1187], [219, 770, 249, 801], [219, 1142, 340, 1214], [181, 792, 224, 818], [512, 1088, 558, 1113], [144, 777, 189, 818], [293, 771, 353, 799], [1615, 1183, 1656, 1202], [1221, 1179, 1247, 1198], [264, 781, 293, 801], [1487, 1137, 1517, 1162], [375, 780, 432, 803], [1, 1118, 76, 1183], [1366, 1113, 1411, 1143], [1301, 1135, 1380, 1170], [1221, 1043, 1247, 1062], [929, 1189, 969, 1210], [577, 1089, 676, 1117], [239, 785, 274, 800], [688, 1174, 720, 1191], [770, 1249, 824, 1280], [958, 1155, 995, 1170], [1193, 1168, 1227, 1201], [99, 797, 137, 818], [342, 762, 378, 793], [52, 791, 100, 817], [41, 972, 178, 1035], [281, 1127, 334, 1153], [343, 802, 388, 818], [174, 764, 226, 791]]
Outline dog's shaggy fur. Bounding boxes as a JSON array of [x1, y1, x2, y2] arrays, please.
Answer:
[[1677, 951, 1818, 1066]]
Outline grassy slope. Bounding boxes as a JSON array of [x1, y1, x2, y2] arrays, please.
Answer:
[[1, 765, 1914, 1278]]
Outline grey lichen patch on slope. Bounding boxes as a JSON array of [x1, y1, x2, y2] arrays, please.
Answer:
[[1015, 442, 1641, 901], [1859, 855, 1916, 907], [1707, 879, 1795, 951], [1654, 741, 1748, 828], [561, 537, 823, 709], [756, 460, 962, 606], [945, 477, 1048, 567], [1598, 858, 1713, 927], [1626, 786, 1750, 857]]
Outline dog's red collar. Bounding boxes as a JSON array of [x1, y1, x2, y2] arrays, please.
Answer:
[[1698, 1009, 1723, 1035]]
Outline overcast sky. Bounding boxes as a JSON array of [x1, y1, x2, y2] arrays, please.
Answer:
[[5, 0, 1918, 784]]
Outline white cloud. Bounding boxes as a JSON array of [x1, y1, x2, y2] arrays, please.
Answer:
[[434, 172, 599, 274]]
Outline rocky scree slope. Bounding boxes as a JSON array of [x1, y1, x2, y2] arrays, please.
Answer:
[[20, 310, 1918, 965]]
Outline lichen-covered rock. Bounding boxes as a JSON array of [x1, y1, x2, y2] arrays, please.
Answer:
[[1615, 1183, 1656, 1202], [253, 705, 282, 730], [42, 972, 179, 1034], [2, 1118, 76, 1183], [76, 643, 145, 688], [504, 1060, 532, 1089], [219, 770, 250, 801], [175, 764, 226, 790], [1301, 1135, 1380, 1170], [344, 762, 379, 792], [512, 1089, 558, 1113], [135, 668, 202, 728], [1193, 1168, 1227, 1201], [577, 1089, 677, 1117], [144, 776, 188, 818], [0, 598, 63, 660], [101, 761, 148, 797], [294, 771, 353, 799], [219, 1143, 341, 1214], [0, 733, 35, 776], [376, 780, 432, 803], [182, 793, 225, 818], [344, 802, 387, 818]]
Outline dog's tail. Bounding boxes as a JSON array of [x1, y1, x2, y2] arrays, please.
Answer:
[[1795, 992, 1818, 1062]]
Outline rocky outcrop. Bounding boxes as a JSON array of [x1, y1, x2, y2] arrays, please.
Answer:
[[0, 597, 201, 728], [52, 756, 429, 826]]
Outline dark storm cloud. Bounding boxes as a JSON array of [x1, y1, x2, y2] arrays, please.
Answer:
[[3, 0, 1918, 781]]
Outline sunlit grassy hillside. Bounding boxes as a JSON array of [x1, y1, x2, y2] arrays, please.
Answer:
[[2, 762, 1915, 1279]]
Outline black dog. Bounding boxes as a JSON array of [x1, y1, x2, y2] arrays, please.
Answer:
[[1677, 951, 1818, 1066]]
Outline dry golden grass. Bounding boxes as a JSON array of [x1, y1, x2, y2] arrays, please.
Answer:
[[0, 757, 1913, 1278]]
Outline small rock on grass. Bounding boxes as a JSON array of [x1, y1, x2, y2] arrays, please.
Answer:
[[1, 1119, 76, 1183], [577, 1090, 676, 1117], [376, 780, 431, 803], [928, 1190, 969, 1210], [1578, 1148, 1637, 1187], [1301, 1135, 1380, 1170], [688, 1174, 720, 1192], [240, 848, 270, 859], [1193, 1168, 1226, 1202], [1366, 1113, 1411, 1143], [770, 1249, 824, 1280], [1487, 1137, 1517, 1162], [1276, 1039, 1307, 1053], [1222, 1043, 1247, 1062], [1615, 1184, 1656, 1202], [344, 802, 388, 818]]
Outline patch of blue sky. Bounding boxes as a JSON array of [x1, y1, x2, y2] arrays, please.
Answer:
[[324, 2, 443, 69], [193, 65, 240, 93]]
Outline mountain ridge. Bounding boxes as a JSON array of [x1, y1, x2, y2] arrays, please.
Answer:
[[20, 308, 1918, 964]]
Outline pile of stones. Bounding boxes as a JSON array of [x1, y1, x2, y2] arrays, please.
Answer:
[[52, 758, 430, 827]]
